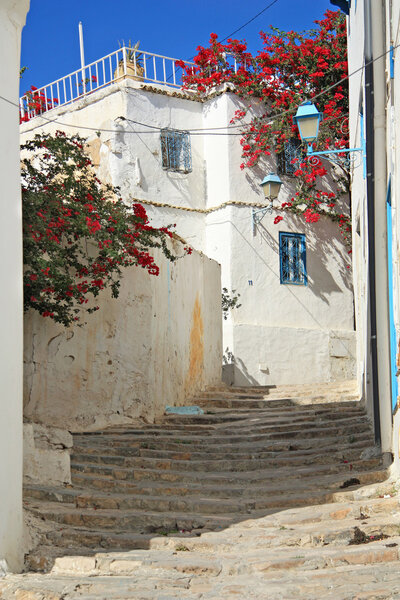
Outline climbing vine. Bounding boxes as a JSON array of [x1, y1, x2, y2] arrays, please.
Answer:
[[178, 10, 351, 244], [222, 287, 242, 320], [22, 132, 184, 326]]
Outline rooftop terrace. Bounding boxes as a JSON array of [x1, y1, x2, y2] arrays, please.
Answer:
[[19, 47, 194, 123]]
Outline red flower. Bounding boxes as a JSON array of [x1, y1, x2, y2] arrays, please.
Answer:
[[274, 216, 283, 224]]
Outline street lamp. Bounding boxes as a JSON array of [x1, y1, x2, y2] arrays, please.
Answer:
[[294, 101, 323, 151], [252, 172, 282, 231], [260, 172, 282, 200], [294, 100, 365, 169]]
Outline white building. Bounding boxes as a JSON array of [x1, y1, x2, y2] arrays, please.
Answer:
[[20, 49, 356, 388], [344, 0, 400, 464], [0, 0, 30, 572]]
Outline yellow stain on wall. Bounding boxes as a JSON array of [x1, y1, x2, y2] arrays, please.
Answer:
[[185, 295, 204, 393], [86, 137, 101, 168]]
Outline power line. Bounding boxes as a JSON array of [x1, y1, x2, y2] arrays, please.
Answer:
[[220, 0, 279, 43], [172, 0, 280, 81]]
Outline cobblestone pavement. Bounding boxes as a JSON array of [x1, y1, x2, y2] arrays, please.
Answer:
[[2, 382, 400, 599]]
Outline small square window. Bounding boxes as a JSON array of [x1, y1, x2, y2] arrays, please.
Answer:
[[279, 232, 307, 285], [160, 128, 192, 173], [277, 139, 302, 176]]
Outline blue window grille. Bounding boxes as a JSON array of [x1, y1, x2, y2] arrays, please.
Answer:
[[160, 129, 192, 173], [279, 232, 307, 285], [277, 139, 302, 176]]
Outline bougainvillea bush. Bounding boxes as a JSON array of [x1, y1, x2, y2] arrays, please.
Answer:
[[20, 86, 59, 123], [178, 9, 351, 243], [22, 132, 179, 326]]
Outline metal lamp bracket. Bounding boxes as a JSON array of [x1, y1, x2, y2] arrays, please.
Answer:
[[306, 146, 364, 170], [252, 203, 273, 235]]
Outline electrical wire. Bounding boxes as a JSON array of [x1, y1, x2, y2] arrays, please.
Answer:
[[219, 0, 279, 43], [3, 41, 398, 136], [168, 0, 280, 83]]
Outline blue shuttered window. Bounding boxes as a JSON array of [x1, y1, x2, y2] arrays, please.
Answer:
[[279, 232, 307, 285], [160, 129, 192, 173]]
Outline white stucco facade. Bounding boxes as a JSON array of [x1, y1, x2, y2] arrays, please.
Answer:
[[0, 0, 30, 573], [347, 0, 400, 457], [21, 72, 355, 389], [202, 92, 355, 385]]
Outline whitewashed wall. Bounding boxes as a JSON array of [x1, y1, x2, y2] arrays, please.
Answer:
[[347, 0, 373, 417], [203, 92, 356, 385], [24, 241, 221, 431], [20, 82, 206, 250], [0, 0, 30, 573], [348, 1, 398, 457], [21, 76, 356, 393]]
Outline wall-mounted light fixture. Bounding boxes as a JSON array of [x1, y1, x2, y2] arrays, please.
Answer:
[[294, 100, 365, 169], [252, 172, 282, 232]]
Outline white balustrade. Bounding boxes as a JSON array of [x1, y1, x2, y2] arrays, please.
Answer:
[[19, 48, 194, 123]]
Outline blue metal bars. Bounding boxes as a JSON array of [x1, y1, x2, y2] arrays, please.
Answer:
[[279, 232, 307, 285], [160, 129, 192, 173]]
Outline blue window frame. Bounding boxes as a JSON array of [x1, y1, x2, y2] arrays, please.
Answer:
[[277, 139, 302, 176], [160, 128, 192, 173], [279, 232, 307, 285]]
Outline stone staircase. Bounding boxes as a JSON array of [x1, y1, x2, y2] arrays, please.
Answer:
[[3, 383, 400, 598]]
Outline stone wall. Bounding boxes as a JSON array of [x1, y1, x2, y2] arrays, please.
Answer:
[[24, 241, 222, 431]]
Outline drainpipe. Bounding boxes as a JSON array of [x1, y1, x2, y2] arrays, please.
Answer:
[[364, 0, 392, 452]]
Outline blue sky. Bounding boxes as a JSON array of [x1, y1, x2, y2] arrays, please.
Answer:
[[20, 0, 334, 94]]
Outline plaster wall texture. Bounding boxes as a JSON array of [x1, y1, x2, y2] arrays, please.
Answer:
[[23, 241, 221, 432], [23, 424, 72, 486], [202, 93, 355, 384], [20, 82, 206, 252], [348, 0, 400, 455], [0, 0, 30, 573], [21, 77, 355, 394]]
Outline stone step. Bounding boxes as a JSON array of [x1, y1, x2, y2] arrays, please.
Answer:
[[32, 536, 400, 579], [25, 486, 261, 514], [5, 562, 400, 600], [159, 408, 368, 425], [202, 380, 358, 393], [71, 422, 372, 445], [19, 383, 391, 594], [192, 396, 361, 409], [68, 468, 388, 506], [155, 415, 372, 435], [74, 412, 370, 436], [26, 468, 389, 534], [68, 466, 388, 497], [25, 501, 235, 532], [71, 433, 374, 455], [29, 499, 400, 555], [69, 455, 381, 478], [194, 387, 360, 400], [71, 443, 372, 464], [22, 488, 400, 575]]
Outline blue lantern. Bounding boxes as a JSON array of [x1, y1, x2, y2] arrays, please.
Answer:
[[294, 101, 323, 144], [260, 172, 282, 199]]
